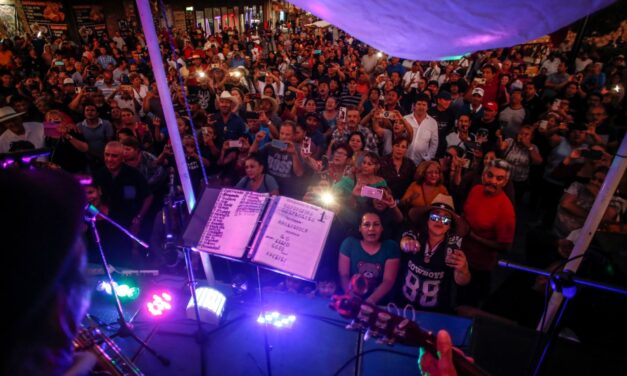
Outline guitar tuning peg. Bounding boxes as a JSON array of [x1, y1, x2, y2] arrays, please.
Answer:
[[364, 328, 380, 341], [376, 336, 395, 346]]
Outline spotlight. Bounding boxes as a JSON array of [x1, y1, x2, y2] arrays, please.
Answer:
[[147, 291, 173, 317], [96, 280, 140, 299], [613, 85, 621, 93], [376, 52, 383, 58], [257, 311, 296, 329], [187, 287, 226, 325], [320, 191, 335, 206]]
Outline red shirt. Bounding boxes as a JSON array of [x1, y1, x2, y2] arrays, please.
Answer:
[[481, 77, 499, 105], [462, 184, 515, 271]]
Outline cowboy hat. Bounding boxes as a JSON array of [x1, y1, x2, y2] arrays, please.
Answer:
[[261, 95, 279, 114], [218, 90, 240, 107], [0, 106, 25, 123], [408, 193, 470, 236]]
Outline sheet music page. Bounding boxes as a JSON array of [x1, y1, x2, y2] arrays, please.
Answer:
[[251, 197, 334, 280], [196, 189, 268, 258]]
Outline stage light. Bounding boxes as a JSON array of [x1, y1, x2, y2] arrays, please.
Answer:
[[320, 191, 335, 206], [147, 291, 173, 317], [257, 311, 296, 329], [96, 280, 140, 300], [187, 287, 226, 325]]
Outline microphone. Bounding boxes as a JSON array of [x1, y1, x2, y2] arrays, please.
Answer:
[[84, 203, 149, 249]]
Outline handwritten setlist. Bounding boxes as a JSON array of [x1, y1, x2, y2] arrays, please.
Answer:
[[251, 197, 334, 280], [197, 189, 268, 258]]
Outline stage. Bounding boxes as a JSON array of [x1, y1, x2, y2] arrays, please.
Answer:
[[85, 271, 474, 376]]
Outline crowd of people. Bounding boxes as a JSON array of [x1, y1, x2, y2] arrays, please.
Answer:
[[1, 15, 625, 330]]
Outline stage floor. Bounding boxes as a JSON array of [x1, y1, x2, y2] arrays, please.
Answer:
[[85, 272, 474, 376]]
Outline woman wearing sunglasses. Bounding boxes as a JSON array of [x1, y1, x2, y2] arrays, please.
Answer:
[[398, 194, 471, 312]]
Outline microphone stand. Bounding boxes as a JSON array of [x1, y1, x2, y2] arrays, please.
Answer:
[[162, 169, 209, 376], [498, 260, 627, 376], [85, 204, 170, 367]]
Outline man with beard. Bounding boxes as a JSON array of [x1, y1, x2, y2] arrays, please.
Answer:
[[458, 159, 515, 306], [212, 91, 246, 147]]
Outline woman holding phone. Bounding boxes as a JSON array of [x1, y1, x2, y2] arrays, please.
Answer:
[[399, 194, 471, 312], [338, 211, 400, 304], [333, 151, 387, 209]]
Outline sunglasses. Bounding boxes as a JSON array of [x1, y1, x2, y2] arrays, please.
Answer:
[[429, 213, 452, 224]]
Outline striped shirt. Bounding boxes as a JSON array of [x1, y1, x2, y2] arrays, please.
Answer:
[[339, 90, 361, 108]]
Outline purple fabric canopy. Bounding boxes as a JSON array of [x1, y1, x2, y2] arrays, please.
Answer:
[[289, 0, 615, 60]]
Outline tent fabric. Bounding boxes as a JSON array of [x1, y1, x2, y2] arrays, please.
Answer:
[[289, 0, 615, 60]]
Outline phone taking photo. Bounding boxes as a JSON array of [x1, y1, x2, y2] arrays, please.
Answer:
[[338, 106, 347, 122], [360, 186, 384, 200], [302, 137, 312, 155], [271, 139, 288, 151], [228, 140, 243, 148], [580, 149, 603, 160]]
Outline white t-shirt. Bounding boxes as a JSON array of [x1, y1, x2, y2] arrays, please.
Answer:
[[402, 71, 421, 91], [0, 122, 45, 153]]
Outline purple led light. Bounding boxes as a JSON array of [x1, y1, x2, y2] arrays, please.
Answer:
[[257, 310, 296, 329], [147, 291, 173, 317]]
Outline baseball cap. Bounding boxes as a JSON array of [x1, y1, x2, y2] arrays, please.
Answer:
[[284, 90, 296, 100], [484, 101, 498, 112], [437, 91, 452, 100], [472, 87, 484, 97], [63, 78, 74, 85]]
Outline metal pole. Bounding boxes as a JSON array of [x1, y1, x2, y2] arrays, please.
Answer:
[[539, 135, 627, 331], [135, 0, 215, 284], [568, 16, 589, 74]]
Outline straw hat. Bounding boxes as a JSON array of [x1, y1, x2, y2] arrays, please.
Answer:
[[0, 106, 25, 123], [218, 91, 240, 108], [408, 193, 470, 236], [261, 95, 279, 114]]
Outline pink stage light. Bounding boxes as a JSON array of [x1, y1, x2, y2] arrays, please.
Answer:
[[147, 291, 173, 317]]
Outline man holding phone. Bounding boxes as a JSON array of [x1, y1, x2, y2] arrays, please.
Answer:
[[250, 121, 305, 198]]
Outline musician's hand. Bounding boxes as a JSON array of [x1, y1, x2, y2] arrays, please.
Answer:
[[419, 330, 457, 376]]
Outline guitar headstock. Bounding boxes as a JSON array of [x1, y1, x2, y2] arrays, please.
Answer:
[[329, 292, 436, 349]]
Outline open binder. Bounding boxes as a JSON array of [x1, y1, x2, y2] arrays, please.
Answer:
[[182, 188, 334, 281]]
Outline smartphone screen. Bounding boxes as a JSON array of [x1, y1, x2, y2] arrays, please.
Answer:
[[228, 140, 243, 148], [338, 107, 347, 122], [360, 186, 384, 200], [271, 139, 288, 151], [302, 137, 312, 155]]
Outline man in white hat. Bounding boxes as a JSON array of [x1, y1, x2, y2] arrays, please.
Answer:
[[0, 106, 44, 153], [213, 91, 246, 147]]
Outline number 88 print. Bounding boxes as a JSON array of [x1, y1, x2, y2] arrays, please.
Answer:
[[402, 273, 441, 308]]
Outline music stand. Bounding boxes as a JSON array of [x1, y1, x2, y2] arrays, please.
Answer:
[[85, 205, 170, 367], [181, 188, 335, 376]]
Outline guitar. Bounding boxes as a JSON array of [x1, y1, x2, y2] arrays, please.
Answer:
[[329, 275, 488, 376]]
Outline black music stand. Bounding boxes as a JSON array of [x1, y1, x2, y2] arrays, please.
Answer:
[[181, 188, 334, 376]]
